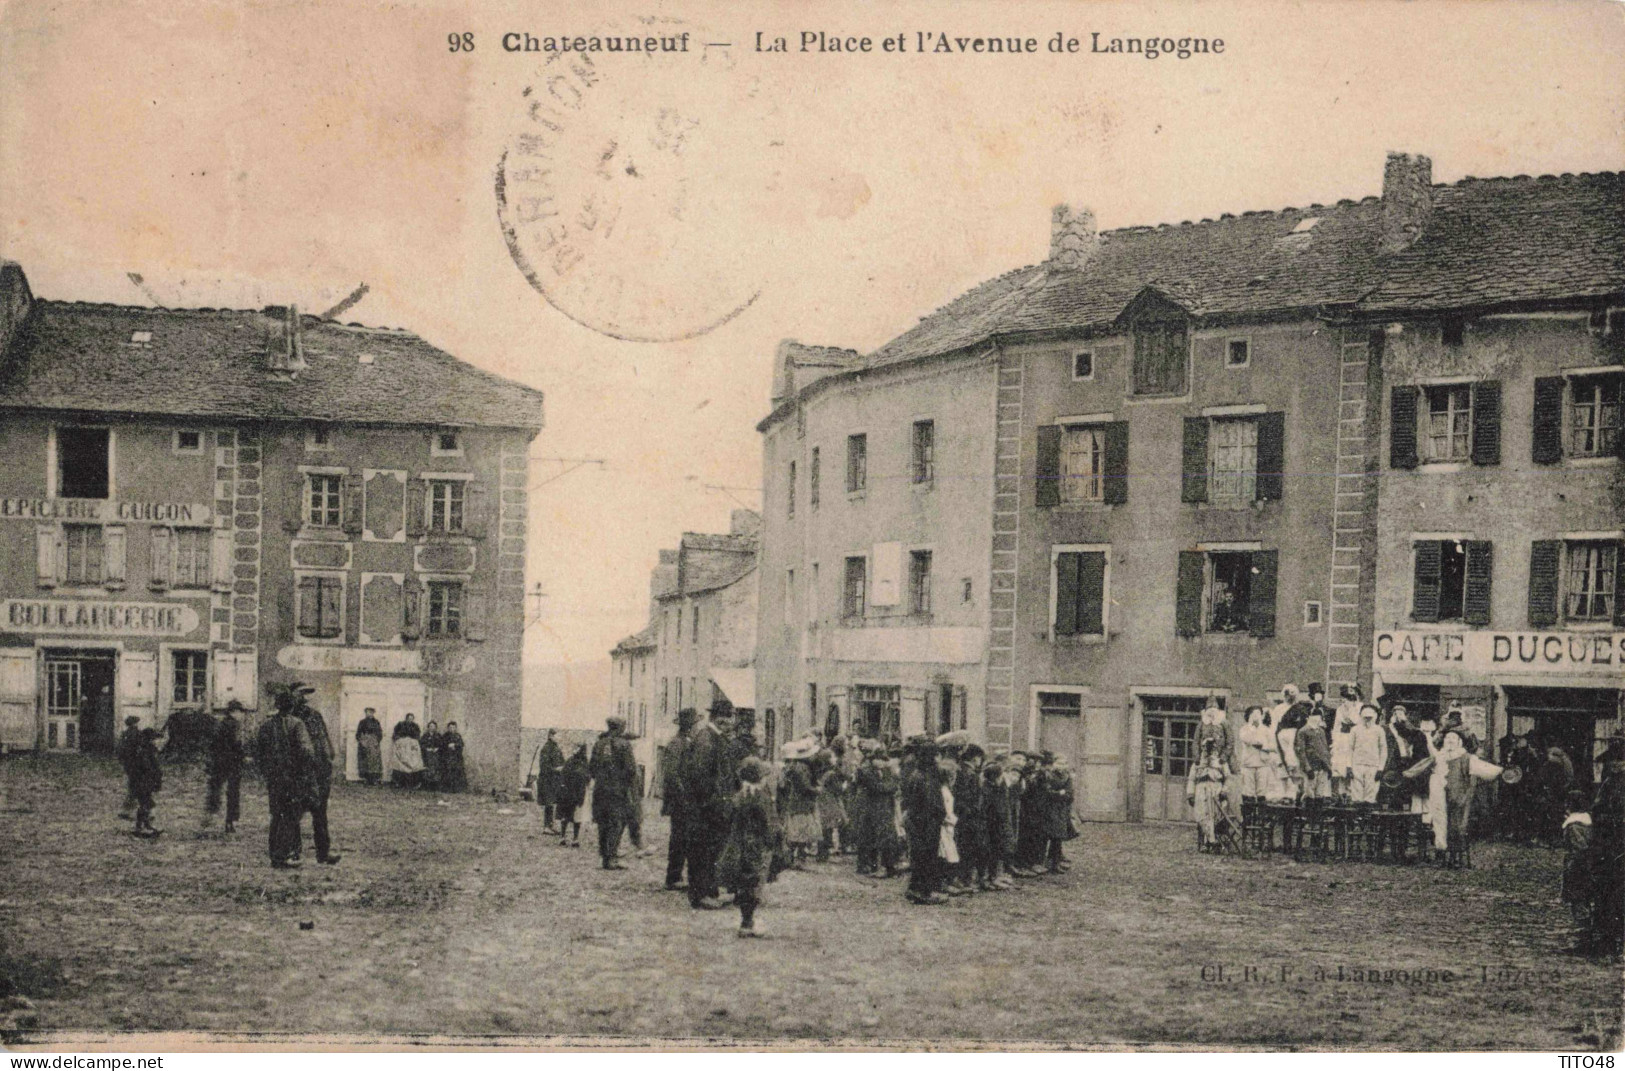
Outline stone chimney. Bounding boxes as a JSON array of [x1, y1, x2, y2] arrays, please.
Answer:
[[1049, 204, 1100, 271], [1380, 152, 1433, 254], [263, 303, 307, 372], [0, 262, 34, 365]]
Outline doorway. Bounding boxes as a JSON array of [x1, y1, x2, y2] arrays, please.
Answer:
[[854, 685, 900, 739], [41, 649, 116, 752], [1139, 694, 1206, 821], [339, 676, 427, 781]]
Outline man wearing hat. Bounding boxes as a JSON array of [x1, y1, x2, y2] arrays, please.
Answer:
[[661, 707, 698, 890], [676, 703, 735, 906], [589, 715, 638, 869], [293, 685, 340, 865], [116, 715, 143, 821], [256, 684, 317, 869], [1587, 733, 1625, 957], [900, 736, 948, 904], [203, 699, 247, 832]]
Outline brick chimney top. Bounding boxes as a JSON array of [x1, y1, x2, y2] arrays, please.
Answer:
[[264, 303, 307, 372], [1049, 204, 1099, 272], [1380, 152, 1433, 255]]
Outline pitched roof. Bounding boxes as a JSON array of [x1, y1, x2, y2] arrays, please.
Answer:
[[612, 623, 658, 654], [0, 300, 545, 429]]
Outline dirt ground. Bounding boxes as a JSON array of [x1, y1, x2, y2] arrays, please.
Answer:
[[0, 754, 1619, 1050]]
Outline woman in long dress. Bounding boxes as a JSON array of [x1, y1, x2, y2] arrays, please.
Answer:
[[420, 720, 443, 791], [391, 714, 424, 789], [355, 709, 384, 787], [440, 721, 468, 793]]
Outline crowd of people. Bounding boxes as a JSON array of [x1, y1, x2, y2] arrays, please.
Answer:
[[371, 711, 467, 793]]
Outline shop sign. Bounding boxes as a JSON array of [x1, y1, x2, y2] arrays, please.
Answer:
[[4, 599, 200, 636], [1374, 630, 1625, 677], [0, 498, 211, 523]]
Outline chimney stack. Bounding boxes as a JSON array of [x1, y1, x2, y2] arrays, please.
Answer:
[[1049, 204, 1100, 271], [1380, 152, 1433, 254], [0, 262, 34, 365], [264, 303, 308, 372]]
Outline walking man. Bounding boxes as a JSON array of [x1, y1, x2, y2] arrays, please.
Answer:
[[589, 715, 638, 869], [535, 728, 564, 832], [662, 707, 697, 890], [256, 686, 315, 869], [677, 704, 735, 908], [204, 699, 246, 832], [116, 715, 142, 820], [294, 684, 340, 865]]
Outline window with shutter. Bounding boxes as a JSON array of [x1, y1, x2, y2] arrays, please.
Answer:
[[427, 580, 463, 638], [1255, 412, 1286, 501], [1054, 551, 1081, 636], [1248, 549, 1278, 638], [1527, 540, 1562, 628], [1035, 425, 1062, 507], [307, 473, 343, 527], [1412, 540, 1443, 622], [1464, 540, 1493, 626], [103, 525, 127, 589], [171, 528, 210, 588], [1207, 551, 1253, 633], [1563, 541, 1618, 624], [1181, 418, 1209, 503], [1060, 426, 1106, 503], [63, 525, 104, 585], [405, 480, 428, 538], [1532, 376, 1566, 464], [1568, 374, 1622, 459], [1175, 550, 1204, 637], [342, 472, 365, 533], [1470, 380, 1501, 466], [1052, 550, 1108, 637], [1390, 386, 1420, 469], [846, 434, 867, 493], [36, 524, 57, 588], [1208, 418, 1258, 505], [1102, 421, 1130, 505], [297, 574, 344, 639], [148, 526, 171, 591]]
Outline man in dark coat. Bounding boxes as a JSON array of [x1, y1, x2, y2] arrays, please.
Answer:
[[130, 727, 164, 837], [853, 741, 900, 877], [294, 687, 340, 865], [901, 737, 948, 904], [116, 715, 142, 820], [589, 715, 638, 869], [535, 729, 565, 832], [204, 700, 246, 832], [983, 752, 1019, 888], [1589, 735, 1624, 958], [676, 704, 735, 908], [952, 744, 990, 891], [256, 686, 315, 868], [1015, 753, 1050, 874], [661, 708, 697, 890]]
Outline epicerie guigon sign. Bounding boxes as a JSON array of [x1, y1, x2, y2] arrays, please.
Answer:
[[1374, 629, 1625, 678], [0, 498, 211, 523], [4, 599, 201, 636]]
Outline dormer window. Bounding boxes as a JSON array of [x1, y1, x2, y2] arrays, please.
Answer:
[[432, 430, 463, 457], [1442, 316, 1465, 347], [305, 427, 333, 452], [173, 430, 203, 455], [1132, 322, 1189, 396]]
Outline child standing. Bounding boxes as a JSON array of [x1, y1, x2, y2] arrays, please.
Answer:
[[719, 757, 777, 938]]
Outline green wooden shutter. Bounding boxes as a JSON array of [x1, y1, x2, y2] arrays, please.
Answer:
[[1181, 418, 1209, 503], [1248, 549, 1279, 638], [1531, 376, 1565, 464], [1412, 540, 1441, 622], [1464, 540, 1493, 627], [1077, 551, 1107, 635], [1054, 551, 1080, 636], [1471, 380, 1502, 466], [1176, 550, 1204, 637], [1035, 425, 1062, 508], [1255, 411, 1286, 501], [1102, 421, 1129, 505], [1390, 386, 1419, 470], [1527, 540, 1562, 628]]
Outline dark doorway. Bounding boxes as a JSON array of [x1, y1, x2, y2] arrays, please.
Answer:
[[42, 649, 116, 752]]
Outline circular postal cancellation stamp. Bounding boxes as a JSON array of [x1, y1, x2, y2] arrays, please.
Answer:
[[496, 16, 770, 343]]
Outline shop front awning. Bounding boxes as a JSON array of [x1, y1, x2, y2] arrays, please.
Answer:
[[709, 667, 755, 709]]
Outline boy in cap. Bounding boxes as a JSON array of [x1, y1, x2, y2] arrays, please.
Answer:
[[116, 715, 142, 820], [130, 727, 165, 837]]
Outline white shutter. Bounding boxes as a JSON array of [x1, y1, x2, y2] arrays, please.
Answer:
[[0, 648, 37, 748], [871, 541, 903, 606], [104, 525, 127, 589], [119, 651, 159, 729], [149, 527, 172, 591], [35, 524, 57, 588], [211, 528, 234, 591], [212, 651, 258, 711]]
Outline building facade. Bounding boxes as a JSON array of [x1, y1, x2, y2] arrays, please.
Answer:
[[0, 264, 545, 789]]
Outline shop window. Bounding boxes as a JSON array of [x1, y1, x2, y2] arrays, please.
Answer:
[[846, 434, 867, 493], [843, 556, 867, 619], [427, 580, 464, 638], [57, 427, 110, 499], [429, 479, 465, 533], [171, 528, 211, 588], [307, 473, 343, 528], [1565, 541, 1618, 623], [296, 574, 344, 639], [63, 525, 105, 585], [908, 550, 932, 615], [172, 651, 208, 706], [911, 420, 935, 485]]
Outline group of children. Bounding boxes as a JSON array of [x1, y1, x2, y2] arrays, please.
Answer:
[[716, 731, 1080, 933]]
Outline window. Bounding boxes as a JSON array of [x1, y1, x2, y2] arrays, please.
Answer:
[[1569, 376, 1621, 459], [432, 430, 463, 456], [1412, 539, 1492, 625], [1565, 541, 1618, 622], [846, 434, 867, 493], [1144, 711, 1200, 778], [427, 580, 464, 638], [809, 563, 819, 622], [1226, 339, 1250, 368], [171, 528, 211, 588], [63, 525, 105, 585], [691, 604, 699, 644], [1061, 426, 1106, 503], [661, 678, 669, 715], [1132, 323, 1188, 395], [843, 556, 867, 618], [429, 479, 466, 533], [787, 461, 796, 517], [1207, 551, 1253, 633], [1052, 548, 1108, 637], [1072, 350, 1094, 380], [129, 330, 153, 345], [911, 420, 935, 485], [296, 575, 344, 639], [307, 473, 343, 527], [57, 427, 110, 499], [172, 651, 208, 706], [677, 679, 683, 709], [810, 448, 821, 509], [1209, 417, 1259, 505], [1441, 316, 1465, 347], [676, 606, 683, 643], [1304, 600, 1323, 626], [1424, 385, 1472, 462], [808, 684, 818, 737], [305, 427, 332, 452], [173, 430, 203, 454], [785, 569, 795, 624], [908, 550, 932, 615], [854, 685, 900, 739], [962, 577, 973, 604]]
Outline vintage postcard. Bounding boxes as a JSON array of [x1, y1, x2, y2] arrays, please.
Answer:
[[0, 0, 1622, 1053]]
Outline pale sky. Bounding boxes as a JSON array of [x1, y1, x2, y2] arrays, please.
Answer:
[[3, 0, 1621, 668]]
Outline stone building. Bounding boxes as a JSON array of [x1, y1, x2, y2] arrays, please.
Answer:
[[0, 263, 545, 789], [755, 339, 998, 750]]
